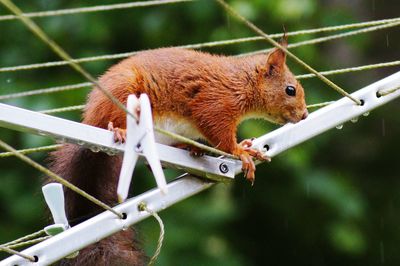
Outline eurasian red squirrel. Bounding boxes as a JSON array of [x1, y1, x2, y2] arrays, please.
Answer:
[[48, 39, 307, 265]]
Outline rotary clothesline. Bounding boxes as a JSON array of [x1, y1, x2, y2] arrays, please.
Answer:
[[2, 69, 399, 265], [0, 0, 398, 225], [1, 0, 400, 263]]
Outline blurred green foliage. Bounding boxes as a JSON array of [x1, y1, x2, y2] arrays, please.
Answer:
[[0, 0, 399, 265]]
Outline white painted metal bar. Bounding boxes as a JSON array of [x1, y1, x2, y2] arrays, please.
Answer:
[[0, 174, 214, 266], [248, 70, 400, 169], [0, 103, 237, 181], [1, 70, 400, 265]]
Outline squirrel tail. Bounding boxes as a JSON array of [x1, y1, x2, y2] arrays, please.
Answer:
[[47, 143, 147, 266]]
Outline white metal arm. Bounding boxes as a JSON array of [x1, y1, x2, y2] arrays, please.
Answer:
[[1, 175, 213, 266], [0, 103, 237, 181], [250, 70, 400, 166]]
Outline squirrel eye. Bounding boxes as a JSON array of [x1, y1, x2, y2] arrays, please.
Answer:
[[285, 85, 296, 96]]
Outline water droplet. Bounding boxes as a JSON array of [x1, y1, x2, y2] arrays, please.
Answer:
[[6, 79, 11, 83], [363, 112, 370, 117], [38, 131, 47, 136], [90, 146, 100, 153], [336, 124, 343, 130], [77, 140, 85, 146], [106, 150, 118, 156], [351, 117, 359, 123], [160, 202, 167, 210]]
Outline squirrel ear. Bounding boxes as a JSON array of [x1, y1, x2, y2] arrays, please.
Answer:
[[266, 47, 286, 75], [266, 33, 288, 76]]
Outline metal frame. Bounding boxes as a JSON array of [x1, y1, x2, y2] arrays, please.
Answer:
[[250, 70, 400, 162], [1, 70, 400, 265], [0, 103, 237, 181]]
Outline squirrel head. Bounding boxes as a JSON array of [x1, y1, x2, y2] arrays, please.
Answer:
[[255, 39, 308, 125]]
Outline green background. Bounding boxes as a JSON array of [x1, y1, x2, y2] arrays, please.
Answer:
[[0, 0, 399, 265]]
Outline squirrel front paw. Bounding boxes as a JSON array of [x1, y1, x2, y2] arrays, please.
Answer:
[[237, 139, 271, 185], [239, 139, 271, 162], [108, 122, 127, 143]]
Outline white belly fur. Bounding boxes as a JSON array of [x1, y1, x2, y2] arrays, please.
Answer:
[[154, 115, 204, 145]]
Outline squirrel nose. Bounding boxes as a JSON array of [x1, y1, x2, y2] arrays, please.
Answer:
[[301, 110, 308, 120]]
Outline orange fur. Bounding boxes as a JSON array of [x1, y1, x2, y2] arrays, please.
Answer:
[[85, 46, 306, 151]]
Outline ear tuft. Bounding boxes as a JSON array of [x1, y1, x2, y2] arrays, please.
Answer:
[[280, 25, 288, 48], [280, 31, 288, 48]]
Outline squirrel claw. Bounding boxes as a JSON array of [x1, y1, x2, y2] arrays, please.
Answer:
[[239, 153, 256, 184], [239, 139, 254, 148], [108, 122, 127, 143], [244, 147, 270, 162], [239, 138, 270, 162], [174, 143, 205, 157], [237, 138, 270, 185], [190, 150, 205, 157]]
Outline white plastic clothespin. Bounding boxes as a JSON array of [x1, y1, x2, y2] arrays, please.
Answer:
[[42, 183, 79, 258], [42, 183, 70, 236], [117, 94, 167, 203]]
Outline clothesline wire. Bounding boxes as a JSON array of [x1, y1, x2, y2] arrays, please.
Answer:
[[1, 0, 233, 159], [0, 0, 194, 21], [215, 0, 362, 105], [2, 236, 51, 250], [0, 0, 398, 160], [1, 59, 398, 101], [0, 229, 46, 248], [0, 17, 399, 73], [2, 23, 400, 101], [0, 138, 124, 218], [0, 246, 36, 262], [0, 82, 91, 100], [240, 20, 400, 57]]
